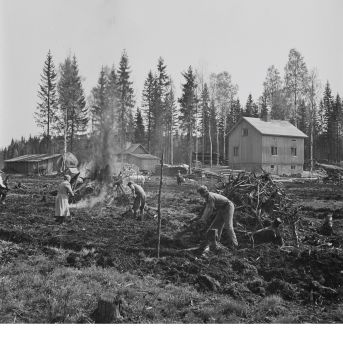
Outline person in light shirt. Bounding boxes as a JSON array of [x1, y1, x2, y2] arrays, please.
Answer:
[[196, 185, 238, 248], [55, 174, 74, 223]]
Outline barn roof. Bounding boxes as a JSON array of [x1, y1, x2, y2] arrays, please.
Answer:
[[229, 117, 308, 138], [128, 153, 160, 160], [4, 154, 61, 163]]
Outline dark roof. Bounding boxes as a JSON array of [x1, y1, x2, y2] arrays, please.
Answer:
[[121, 143, 149, 154], [229, 117, 308, 138], [128, 153, 160, 160], [5, 154, 61, 163]]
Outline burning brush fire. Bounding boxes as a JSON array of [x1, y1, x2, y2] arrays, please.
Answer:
[[68, 160, 146, 210]]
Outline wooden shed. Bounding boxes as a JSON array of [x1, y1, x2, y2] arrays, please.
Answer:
[[4, 154, 62, 175], [116, 144, 160, 172], [228, 117, 307, 175]]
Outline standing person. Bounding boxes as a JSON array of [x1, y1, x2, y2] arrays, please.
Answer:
[[55, 175, 74, 223], [196, 185, 238, 248], [127, 181, 146, 221], [176, 170, 184, 186], [0, 170, 8, 205]]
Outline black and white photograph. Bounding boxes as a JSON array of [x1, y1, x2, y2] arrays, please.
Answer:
[[0, 0, 342, 343]]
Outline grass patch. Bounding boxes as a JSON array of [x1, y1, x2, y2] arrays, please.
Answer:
[[0, 253, 246, 323]]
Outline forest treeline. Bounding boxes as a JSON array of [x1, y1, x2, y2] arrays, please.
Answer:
[[2, 48, 343, 168]]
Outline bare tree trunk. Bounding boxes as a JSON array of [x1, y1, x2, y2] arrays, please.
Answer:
[[195, 101, 198, 167], [310, 119, 314, 173], [189, 124, 192, 174], [195, 133, 198, 168], [63, 109, 68, 171], [216, 130, 219, 166], [157, 152, 163, 258], [209, 122, 213, 168]]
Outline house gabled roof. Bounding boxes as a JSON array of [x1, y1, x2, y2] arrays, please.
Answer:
[[115, 143, 149, 155], [229, 117, 308, 138], [5, 154, 61, 163], [128, 153, 160, 160], [124, 143, 149, 154]]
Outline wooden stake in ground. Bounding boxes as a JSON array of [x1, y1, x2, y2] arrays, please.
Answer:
[[157, 152, 164, 258]]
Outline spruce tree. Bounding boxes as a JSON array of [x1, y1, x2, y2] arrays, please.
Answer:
[[106, 66, 119, 131], [200, 83, 210, 163], [178, 66, 198, 172], [142, 71, 156, 152], [90, 67, 109, 165], [164, 82, 178, 164], [322, 82, 335, 161], [333, 94, 343, 162], [117, 51, 135, 150], [134, 108, 145, 144], [152, 57, 169, 155], [244, 94, 254, 117], [34, 50, 58, 152], [57, 55, 88, 155]]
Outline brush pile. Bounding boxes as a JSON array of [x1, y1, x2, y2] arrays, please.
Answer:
[[316, 162, 343, 184], [216, 172, 299, 233]]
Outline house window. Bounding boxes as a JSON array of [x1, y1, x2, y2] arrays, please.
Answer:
[[242, 128, 248, 136], [291, 147, 297, 156], [233, 146, 239, 157], [291, 165, 296, 170], [271, 165, 275, 170], [271, 146, 278, 155]]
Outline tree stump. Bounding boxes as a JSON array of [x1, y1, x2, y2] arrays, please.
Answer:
[[91, 294, 123, 323]]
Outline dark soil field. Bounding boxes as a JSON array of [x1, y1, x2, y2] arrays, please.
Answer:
[[0, 175, 343, 323]]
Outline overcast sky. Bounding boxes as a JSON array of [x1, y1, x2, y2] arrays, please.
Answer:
[[0, 0, 342, 148]]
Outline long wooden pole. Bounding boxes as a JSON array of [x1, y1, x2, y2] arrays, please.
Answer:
[[157, 152, 164, 258]]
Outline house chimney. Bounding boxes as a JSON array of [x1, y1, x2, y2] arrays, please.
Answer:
[[262, 113, 271, 122]]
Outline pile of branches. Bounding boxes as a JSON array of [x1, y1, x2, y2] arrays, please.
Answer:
[[216, 171, 299, 232], [316, 162, 343, 184]]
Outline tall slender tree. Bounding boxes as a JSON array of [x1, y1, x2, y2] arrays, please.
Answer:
[[152, 57, 169, 155], [164, 81, 178, 164], [263, 65, 282, 115], [34, 50, 58, 153], [178, 66, 198, 172], [200, 83, 210, 164], [284, 49, 308, 126], [90, 67, 110, 165], [141, 71, 156, 152], [117, 51, 135, 150], [134, 107, 145, 144], [322, 82, 335, 161], [306, 68, 321, 171], [57, 55, 88, 158], [209, 72, 238, 163], [209, 99, 218, 168]]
